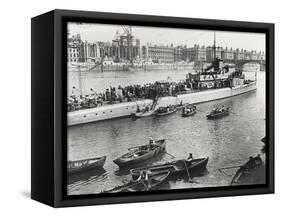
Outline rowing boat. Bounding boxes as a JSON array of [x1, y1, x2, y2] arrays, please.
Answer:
[[231, 156, 263, 185], [113, 139, 166, 168], [103, 171, 170, 193], [182, 105, 197, 117], [206, 107, 229, 119], [68, 156, 106, 175], [130, 157, 209, 180], [155, 106, 177, 116]]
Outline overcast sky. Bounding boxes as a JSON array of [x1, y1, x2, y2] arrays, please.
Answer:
[[68, 22, 265, 52]]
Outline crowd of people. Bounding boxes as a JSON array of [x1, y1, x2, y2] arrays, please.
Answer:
[[67, 81, 189, 112]]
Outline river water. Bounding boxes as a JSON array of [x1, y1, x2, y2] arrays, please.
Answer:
[[67, 70, 265, 195]]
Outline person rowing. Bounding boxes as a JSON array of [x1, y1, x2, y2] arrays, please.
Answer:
[[183, 153, 194, 182], [186, 153, 193, 166], [149, 138, 156, 149], [136, 171, 149, 190]]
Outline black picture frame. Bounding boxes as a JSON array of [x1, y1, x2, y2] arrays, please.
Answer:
[[31, 9, 274, 207]]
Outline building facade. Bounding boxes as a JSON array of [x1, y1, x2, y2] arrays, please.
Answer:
[[142, 45, 175, 63], [233, 49, 244, 60], [186, 45, 207, 62], [206, 46, 223, 62], [67, 34, 265, 64], [221, 47, 234, 60], [67, 34, 81, 63], [257, 51, 265, 60]]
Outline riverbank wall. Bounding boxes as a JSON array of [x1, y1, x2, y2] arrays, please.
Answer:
[[68, 82, 256, 126]]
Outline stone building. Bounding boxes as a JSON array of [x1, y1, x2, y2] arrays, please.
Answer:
[[186, 44, 207, 62], [206, 46, 223, 62], [142, 45, 175, 63], [257, 51, 265, 60], [174, 46, 186, 62], [233, 49, 244, 60], [67, 34, 81, 63], [221, 47, 234, 60]]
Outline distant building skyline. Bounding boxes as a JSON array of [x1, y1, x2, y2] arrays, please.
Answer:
[[68, 22, 266, 52]]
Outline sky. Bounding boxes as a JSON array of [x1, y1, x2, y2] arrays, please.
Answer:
[[68, 22, 265, 52]]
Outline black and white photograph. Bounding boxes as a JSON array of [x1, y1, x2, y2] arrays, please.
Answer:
[[66, 22, 266, 196]]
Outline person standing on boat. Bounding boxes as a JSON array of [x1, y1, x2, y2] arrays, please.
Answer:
[[187, 153, 193, 164]]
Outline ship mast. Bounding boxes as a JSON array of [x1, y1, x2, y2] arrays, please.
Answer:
[[213, 31, 216, 60]]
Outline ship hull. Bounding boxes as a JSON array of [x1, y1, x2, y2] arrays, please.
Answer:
[[68, 82, 257, 126]]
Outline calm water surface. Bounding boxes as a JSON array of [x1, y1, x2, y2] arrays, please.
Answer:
[[67, 71, 265, 195]]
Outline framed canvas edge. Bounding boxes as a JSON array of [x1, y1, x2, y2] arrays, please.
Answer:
[[51, 9, 274, 208]]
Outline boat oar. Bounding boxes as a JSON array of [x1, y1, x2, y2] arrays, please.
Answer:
[[164, 150, 175, 159], [117, 180, 144, 192], [218, 165, 242, 170], [141, 180, 149, 191], [184, 161, 193, 183], [152, 143, 175, 159], [218, 169, 233, 177], [230, 168, 244, 185]]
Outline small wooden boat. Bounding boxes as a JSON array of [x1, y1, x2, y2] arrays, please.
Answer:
[[132, 110, 155, 118], [130, 157, 208, 180], [68, 156, 106, 175], [231, 156, 263, 185], [206, 107, 229, 119], [155, 105, 177, 116], [182, 105, 197, 117], [103, 171, 170, 193], [113, 139, 166, 168]]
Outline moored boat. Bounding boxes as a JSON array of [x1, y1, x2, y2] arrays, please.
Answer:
[[206, 106, 229, 119], [231, 155, 263, 185], [155, 105, 177, 116], [130, 157, 208, 180], [103, 171, 170, 193], [182, 105, 197, 117], [68, 156, 106, 175], [113, 139, 166, 168]]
